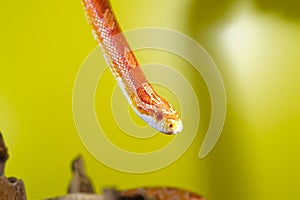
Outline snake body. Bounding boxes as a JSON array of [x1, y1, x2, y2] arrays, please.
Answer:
[[82, 0, 183, 134], [121, 187, 205, 200]]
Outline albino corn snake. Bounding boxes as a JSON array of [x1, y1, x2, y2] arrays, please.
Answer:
[[82, 0, 183, 134]]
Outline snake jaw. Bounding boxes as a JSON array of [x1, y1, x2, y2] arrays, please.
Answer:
[[131, 92, 183, 134], [158, 118, 183, 135], [167, 118, 183, 134], [132, 100, 183, 134], [150, 115, 183, 135], [149, 109, 183, 135]]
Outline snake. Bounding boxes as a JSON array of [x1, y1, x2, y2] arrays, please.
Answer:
[[103, 187, 205, 200], [82, 0, 183, 134], [120, 187, 205, 200]]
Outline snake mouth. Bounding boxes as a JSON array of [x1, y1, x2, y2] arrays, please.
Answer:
[[135, 109, 183, 135], [157, 118, 183, 135], [168, 119, 183, 134]]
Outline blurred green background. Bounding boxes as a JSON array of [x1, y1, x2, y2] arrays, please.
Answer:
[[1, 0, 300, 199]]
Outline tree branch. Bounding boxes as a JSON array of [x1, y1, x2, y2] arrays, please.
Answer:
[[0, 132, 27, 200]]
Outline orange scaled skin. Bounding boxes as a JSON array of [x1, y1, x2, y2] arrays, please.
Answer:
[[121, 187, 206, 200], [82, 0, 183, 134]]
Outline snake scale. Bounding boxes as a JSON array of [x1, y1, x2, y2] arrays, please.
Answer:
[[82, 0, 183, 134]]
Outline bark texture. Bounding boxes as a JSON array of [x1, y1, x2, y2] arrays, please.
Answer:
[[0, 132, 27, 200], [0, 176, 27, 200], [45, 193, 103, 200]]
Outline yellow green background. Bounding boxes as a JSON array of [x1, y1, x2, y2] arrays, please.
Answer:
[[1, 0, 300, 199]]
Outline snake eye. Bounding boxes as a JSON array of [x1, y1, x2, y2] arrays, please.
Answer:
[[156, 112, 163, 121], [169, 124, 173, 128]]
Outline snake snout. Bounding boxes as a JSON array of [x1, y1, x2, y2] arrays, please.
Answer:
[[162, 118, 183, 135], [170, 119, 183, 134]]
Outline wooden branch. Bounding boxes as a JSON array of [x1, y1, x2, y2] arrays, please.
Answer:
[[0, 132, 27, 200], [0, 132, 9, 175], [0, 176, 27, 200], [45, 193, 103, 200], [47, 152, 206, 200], [46, 188, 206, 200]]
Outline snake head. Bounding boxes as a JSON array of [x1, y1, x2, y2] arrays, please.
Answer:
[[134, 84, 183, 134], [156, 110, 183, 134]]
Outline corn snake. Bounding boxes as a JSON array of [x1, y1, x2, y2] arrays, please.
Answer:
[[120, 187, 205, 200], [102, 187, 205, 200], [82, 0, 183, 134]]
